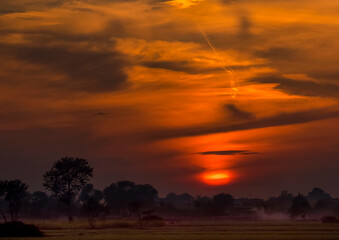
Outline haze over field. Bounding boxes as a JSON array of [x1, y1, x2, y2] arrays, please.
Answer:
[[0, 0, 338, 197]]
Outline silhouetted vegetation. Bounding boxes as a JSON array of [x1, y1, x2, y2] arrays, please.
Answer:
[[213, 193, 234, 215], [43, 157, 93, 222], [321, 216, 339, 224], [0, 179, 28, 222], [265, 191, 293, 215], [289, 194, 311, 220], [0, 221, 43, 237], [1, 157, 339, 230], [78, 184, 105, 228], [104, 181, 158, 217]]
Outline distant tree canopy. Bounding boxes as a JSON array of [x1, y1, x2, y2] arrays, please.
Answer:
[[43, 157, 93, 222], [104, 181, 158, 215], [192, 193, 236, 216], [78, 184, 105, 228], [0, 179, 28, 222], [164, 192, 194, 209], [210, 193, 234, 216], [266, 191, 293, 214], [308, 188, 331, 201], [289, 194, 311, 220], [79, 184, 103, 205], [29, 191, 55, 218], [1, 157, 338, 225], [213, 193, 234, 211]]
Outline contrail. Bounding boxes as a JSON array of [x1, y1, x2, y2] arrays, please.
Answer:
[[197, 25, 239, 98], [166, 1, 239, 97]]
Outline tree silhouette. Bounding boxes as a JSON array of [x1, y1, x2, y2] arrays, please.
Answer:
[[78, 184, 104, 228], [265, 191, 293, 214], [308, 187, 331, 200], [128, 200, 144, 227], [213, 193, 234, 214], [0, 181, 7, 222], [43, 157, 93, 222], [30, 191, 57, 218], [0, 179, 28, 222], [289, 194, 311, 220], [104, 181, 158, 217], [165, 192, 194, 209], [307, 187, 331, 206]]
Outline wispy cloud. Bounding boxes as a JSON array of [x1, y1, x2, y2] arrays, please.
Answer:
[[197, 150, 258, 155], [145, 108, 339, 140]]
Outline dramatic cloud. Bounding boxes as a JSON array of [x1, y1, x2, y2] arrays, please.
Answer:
[[145, 108, 339, 140], [197, 150, 258, 155], [0, 42, 129, 92], [254, 47, 300, 62], [0, 0, 338, 196], [248, 74, 339, 98], [142, 60, 216, 73], [225, 104, 255, 120]]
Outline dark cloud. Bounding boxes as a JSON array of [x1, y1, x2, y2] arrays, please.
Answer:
[[141, 60, 263, 74], [0, 0, 138, 13], [225, 104, 255, 119], [0, 9, 25, 15], [93, 112, 108, 116], [141, 60, 222, 74], [221, 0, 238, 3], [141, 60, 203, 73], [0, 44, 129, 92], [254, 47, 300, 61], [197, 150, 258, 155], [309, 71, 339, 82], [238, 16, 252, 39], [0, 0, 65, 13], [145, 107, 339, 140], [248, 74, 339, 98]]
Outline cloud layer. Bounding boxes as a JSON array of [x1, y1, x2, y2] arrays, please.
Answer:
[[0, 0, 338, 196]]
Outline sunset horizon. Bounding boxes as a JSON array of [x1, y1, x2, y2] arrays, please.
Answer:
[[1, 0, 339, 199]]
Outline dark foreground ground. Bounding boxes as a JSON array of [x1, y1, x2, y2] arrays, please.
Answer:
[[3, 220, 339, 240]]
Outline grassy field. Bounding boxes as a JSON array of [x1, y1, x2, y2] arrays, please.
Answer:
[[4, 220, 339, 240]]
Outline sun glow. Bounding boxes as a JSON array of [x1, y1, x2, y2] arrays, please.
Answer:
[[202, 171, 230, 185]]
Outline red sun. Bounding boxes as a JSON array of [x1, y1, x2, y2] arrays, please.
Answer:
[[201, 171, 230, 185]]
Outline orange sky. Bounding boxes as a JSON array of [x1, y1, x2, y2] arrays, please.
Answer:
[[0, 0, 338, 197]]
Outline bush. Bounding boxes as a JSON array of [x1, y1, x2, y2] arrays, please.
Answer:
[[0, 221, 43, 237], [321, 216, 339, 224]]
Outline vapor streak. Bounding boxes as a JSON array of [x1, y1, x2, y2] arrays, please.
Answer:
[[197, 26, 239, 97]]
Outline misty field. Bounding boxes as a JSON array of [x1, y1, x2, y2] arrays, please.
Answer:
[[4, 220, 339, 240]]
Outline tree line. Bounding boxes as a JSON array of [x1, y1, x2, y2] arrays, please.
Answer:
[[0, 157, 160, 227], [1, 157, 338, 226]]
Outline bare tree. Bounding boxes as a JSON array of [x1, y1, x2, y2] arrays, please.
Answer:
[[0, 179, 28, 222]]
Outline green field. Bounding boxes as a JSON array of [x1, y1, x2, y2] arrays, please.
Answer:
[[4, 220, 339, 240]]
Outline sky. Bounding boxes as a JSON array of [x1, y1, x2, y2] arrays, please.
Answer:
[[0, 0, 338, 198]]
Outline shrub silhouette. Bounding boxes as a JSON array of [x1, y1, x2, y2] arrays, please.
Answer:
[[321, 216, 339, 224], [0, 221, 43, 237]]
